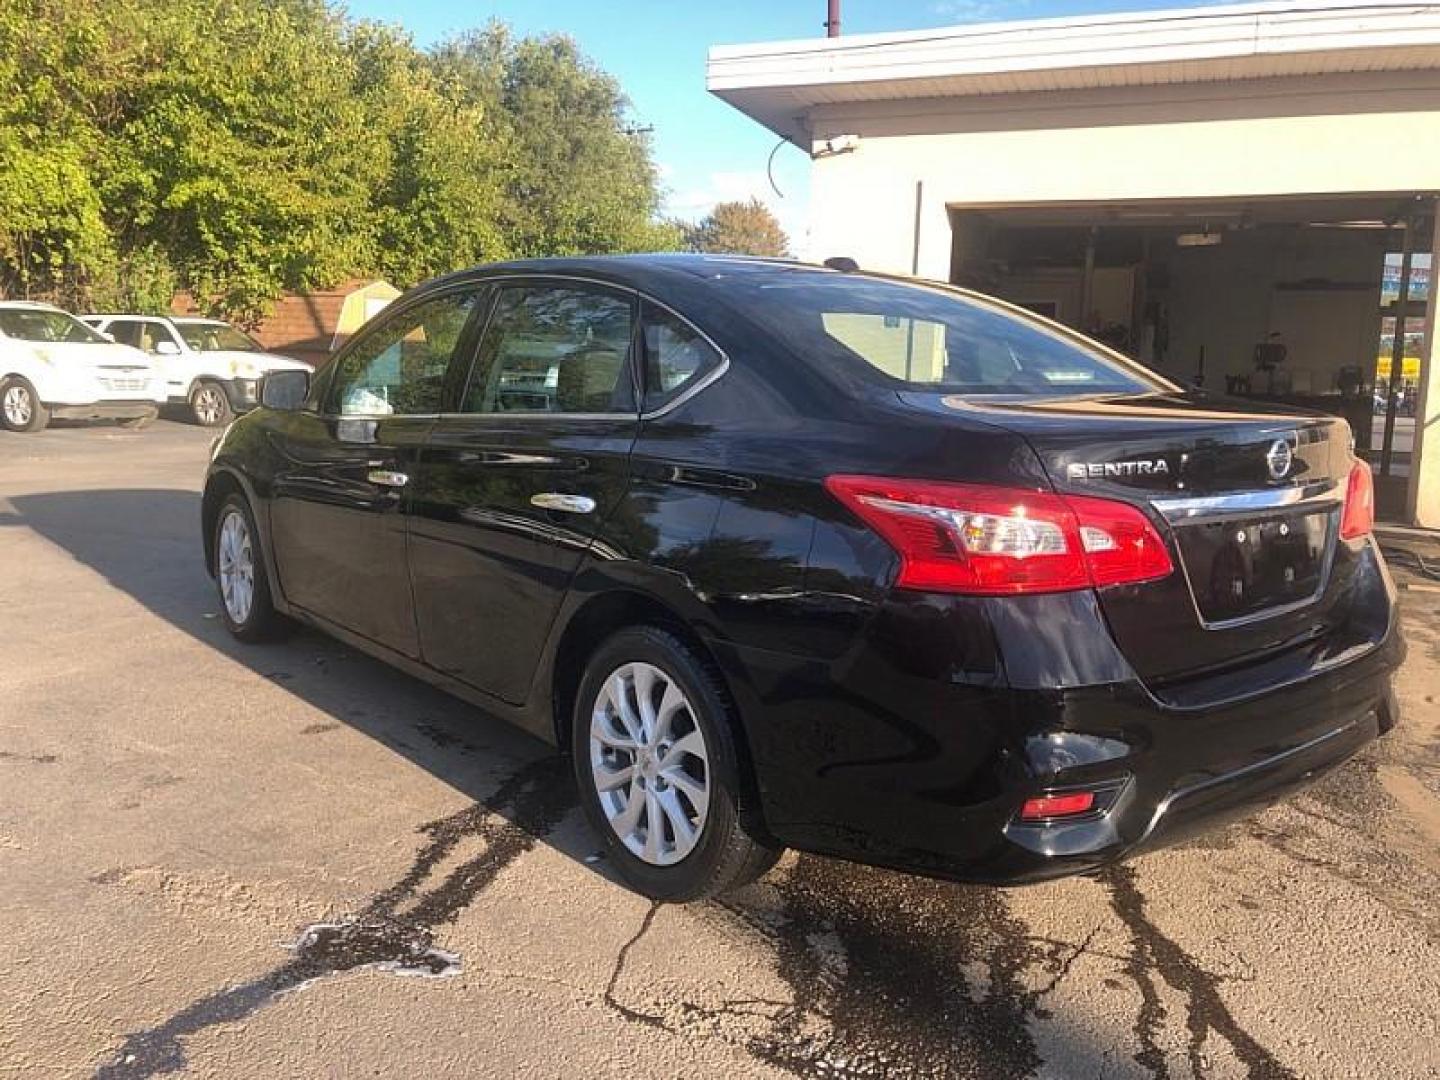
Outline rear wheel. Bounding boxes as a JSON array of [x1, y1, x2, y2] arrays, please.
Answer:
[[572, 626, 781, 901], [214, 494, 284, 642], [0, 377, 49, 432], [190, 381, 232, 427]]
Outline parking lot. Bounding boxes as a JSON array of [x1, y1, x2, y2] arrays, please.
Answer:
[[2, 419, 1438, 1079]]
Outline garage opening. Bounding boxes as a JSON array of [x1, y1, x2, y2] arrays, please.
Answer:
[[949, 195, 1433, 521]]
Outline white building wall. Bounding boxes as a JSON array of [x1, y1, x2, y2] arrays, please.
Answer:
[[806, 71, 1440, 279]]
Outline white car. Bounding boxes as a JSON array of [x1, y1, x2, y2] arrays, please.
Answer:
[[0, 302, 165, 433], [82, 314, 309, 426]]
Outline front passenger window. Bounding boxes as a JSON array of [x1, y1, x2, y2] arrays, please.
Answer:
[[330, 291, 480, 416]]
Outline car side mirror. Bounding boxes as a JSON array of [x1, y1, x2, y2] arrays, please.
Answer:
[[154, 340, 182, 356], [260, 370, 310, 411]]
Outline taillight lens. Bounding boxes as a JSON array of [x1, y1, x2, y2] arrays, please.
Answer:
[[1340, 459, 1374, 540], [825, 475, 1173, 596], [1020, 791, 1097, 821]]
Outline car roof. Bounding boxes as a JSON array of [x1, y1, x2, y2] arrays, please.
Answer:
[[428, 253, 851, 293], [85, 312, 176, 320], [170, 316, 229, 325], [0, 300, 68, 312]]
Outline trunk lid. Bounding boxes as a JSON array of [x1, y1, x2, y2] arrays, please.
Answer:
[[902, 390, 1356, 685]]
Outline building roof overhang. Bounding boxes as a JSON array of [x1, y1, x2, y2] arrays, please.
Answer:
[[708, 0, 1440, 145]]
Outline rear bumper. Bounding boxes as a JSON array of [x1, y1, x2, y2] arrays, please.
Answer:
[[49, 401, 160, 421], [723, 553, 1405, 886]]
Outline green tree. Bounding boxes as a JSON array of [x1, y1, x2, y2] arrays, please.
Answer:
[[431, 24, 680, 258], [0, 0, 117, 303], [686, 198, 789, 258], [0, 2, 678, 320], [352, 22, 511, 286]]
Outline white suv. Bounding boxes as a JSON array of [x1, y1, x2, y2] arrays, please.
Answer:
[[82, 314, 309, 426], [0, 302, 165, 433]]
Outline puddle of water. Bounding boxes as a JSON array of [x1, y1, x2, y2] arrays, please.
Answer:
[[284, 918, 461, 983]]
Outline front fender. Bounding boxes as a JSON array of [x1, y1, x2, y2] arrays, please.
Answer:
[[202, 460, 290, 616]]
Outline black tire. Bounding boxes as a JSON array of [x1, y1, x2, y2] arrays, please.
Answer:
[[572, 626, 781, 901], [0, 377, 50, 432], [213, 493, 285, 642], [116, 408, 158, 430], [190, 380, 233, 427]]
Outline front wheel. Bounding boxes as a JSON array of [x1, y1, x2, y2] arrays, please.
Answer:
[[190, 381, 233, 427], [0, 377, 49, 432], [573, 626, 781, 901], [214, 494, 284, 642]]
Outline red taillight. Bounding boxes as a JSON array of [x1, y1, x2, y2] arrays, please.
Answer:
[[1340, 459, 1374, 540], [1064, 494, 1176, 588], [1020, 791, 1096, 821], [825, 475, 1173, 596]]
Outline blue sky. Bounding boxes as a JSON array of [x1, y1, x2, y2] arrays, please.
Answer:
[[342, 0, 1242, 250]]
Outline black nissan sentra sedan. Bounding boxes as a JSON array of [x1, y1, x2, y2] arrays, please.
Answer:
[[203, 255, 1404, 900]]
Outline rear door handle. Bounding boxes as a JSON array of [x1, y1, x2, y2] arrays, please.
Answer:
[[531, 492, 596, 514], [367, 469, 409, 488]]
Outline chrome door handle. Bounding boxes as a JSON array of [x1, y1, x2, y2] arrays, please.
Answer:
[[367, 469, 409, 488], [531, 492, 596, 514]]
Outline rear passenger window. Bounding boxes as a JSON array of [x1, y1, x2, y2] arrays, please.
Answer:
[[463, 284, 635, 415], [640, 301, 722, 412]]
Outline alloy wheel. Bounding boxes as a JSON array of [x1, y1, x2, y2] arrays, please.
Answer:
[[217, 509, 255, 625], [590, 661, 711, 866], [194, 386, 226, 425], [3, 385, 33, 427]]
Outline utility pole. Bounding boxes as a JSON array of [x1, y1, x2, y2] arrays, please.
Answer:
[[825, 0, 841, 37]]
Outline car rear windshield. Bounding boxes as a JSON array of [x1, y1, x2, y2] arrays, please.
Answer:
[[739, 276, 1166, 396], [0, 309, 107, 344], [176, 322, 260, 352]]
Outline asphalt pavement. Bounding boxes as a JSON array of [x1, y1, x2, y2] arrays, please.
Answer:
[[2, 420, 1437, 1079]]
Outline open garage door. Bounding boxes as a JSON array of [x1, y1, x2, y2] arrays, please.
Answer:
[[949, 194, 1435, 522]]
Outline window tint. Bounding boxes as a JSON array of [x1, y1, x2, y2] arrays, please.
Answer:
[[330, 291, 479, 416], [741, 278, 1168, 397], [106, 320, 144, 348], [176, 322, 260, 352], [464, 285, 634, 414], [136, 321, 176, 353], [640, 302, 721, 411], [0, 309, 107, 343]]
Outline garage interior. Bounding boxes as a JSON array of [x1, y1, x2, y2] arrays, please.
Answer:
[[950, 195, 1433, 520]]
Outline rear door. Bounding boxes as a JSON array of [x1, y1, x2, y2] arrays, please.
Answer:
[[267, 286, 486, 656], [408, 278, 640, 702]]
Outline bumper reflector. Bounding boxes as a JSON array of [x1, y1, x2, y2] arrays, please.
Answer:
[[1020, 791, 1096, 821]]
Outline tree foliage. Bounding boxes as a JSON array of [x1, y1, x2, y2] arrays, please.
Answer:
[[0, 1, 677, 321], [684, 198, 789, 258]]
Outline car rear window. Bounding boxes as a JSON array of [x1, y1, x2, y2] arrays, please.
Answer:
[[739, 276, 1166, 396]]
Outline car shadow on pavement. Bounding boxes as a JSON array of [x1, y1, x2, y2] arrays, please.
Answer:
[[10, 487, 1287, 1080]]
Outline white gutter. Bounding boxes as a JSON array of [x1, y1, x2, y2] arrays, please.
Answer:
[[709, 1, 1440, 141]]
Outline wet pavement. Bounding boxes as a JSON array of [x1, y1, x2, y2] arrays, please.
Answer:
[[2, 421, 1437, 1079]]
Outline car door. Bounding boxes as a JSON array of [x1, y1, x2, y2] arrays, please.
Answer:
[[408, 278, 640, 703], [267, 286, 486, 657], [137, 319, 188, 397]]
